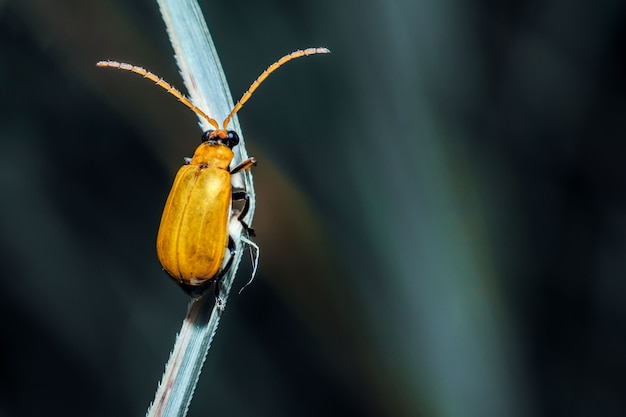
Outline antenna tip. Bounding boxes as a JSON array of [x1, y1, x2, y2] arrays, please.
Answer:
[[96, 60, 121, 68], [303, 47, 331, 55]]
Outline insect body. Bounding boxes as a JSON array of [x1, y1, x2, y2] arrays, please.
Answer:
[[156, 130, 256, 297], [97, 47, 329, 298]]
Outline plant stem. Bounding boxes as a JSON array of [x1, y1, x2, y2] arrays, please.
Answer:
[[146, 1, 255, 416]]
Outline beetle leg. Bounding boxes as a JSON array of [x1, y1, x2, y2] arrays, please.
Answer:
[[230, 158, 257, 236], [232, 191, 255, 237], [238, 235, 260, 294], [230, 157, 257, 175]]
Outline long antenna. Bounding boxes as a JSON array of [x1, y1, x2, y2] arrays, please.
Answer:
[[222, 47, 330, 130], [97, 47, 330, 132], [96, 60, 220, 130]]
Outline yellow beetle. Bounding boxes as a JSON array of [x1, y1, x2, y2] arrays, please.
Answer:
[[155, 129, 257, 297], [98, 48, 329, 298]]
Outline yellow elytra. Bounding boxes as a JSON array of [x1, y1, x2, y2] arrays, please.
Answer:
[[97, 47, 330, 298]]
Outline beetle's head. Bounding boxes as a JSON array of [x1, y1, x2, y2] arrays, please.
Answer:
[[201, 130, 240, 149]]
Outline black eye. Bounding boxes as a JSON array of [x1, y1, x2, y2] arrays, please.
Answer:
[[226, 131, 240, 148], [201, 130, 214, 142]]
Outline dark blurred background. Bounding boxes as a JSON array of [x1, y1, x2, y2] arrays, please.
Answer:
[[1, 0, 625, 416]]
